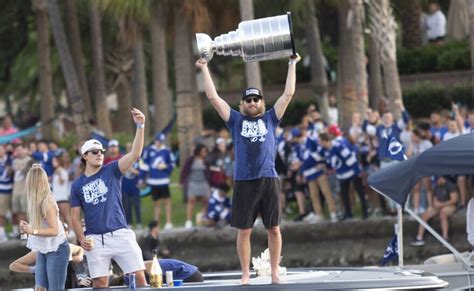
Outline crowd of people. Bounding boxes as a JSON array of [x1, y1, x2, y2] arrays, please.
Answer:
[[0, 100, 472, 241]]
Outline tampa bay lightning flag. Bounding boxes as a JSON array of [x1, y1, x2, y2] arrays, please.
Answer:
[[379, 132, 406, 161], [380, 234, 398, 266]]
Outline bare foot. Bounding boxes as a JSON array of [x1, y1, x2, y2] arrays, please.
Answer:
[[271, 274, 287, 284], [240, 273, 250, 285]]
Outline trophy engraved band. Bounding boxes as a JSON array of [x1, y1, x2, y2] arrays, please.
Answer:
[[196, 12, 296, 62]]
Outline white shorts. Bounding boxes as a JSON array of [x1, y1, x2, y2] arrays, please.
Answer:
[[85, 228, 145, 278]]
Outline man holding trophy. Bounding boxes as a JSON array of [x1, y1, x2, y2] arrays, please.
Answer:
[[195, 12, 300, 285]]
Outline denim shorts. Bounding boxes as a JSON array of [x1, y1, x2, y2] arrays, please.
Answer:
[[35, 240, 70, 289]]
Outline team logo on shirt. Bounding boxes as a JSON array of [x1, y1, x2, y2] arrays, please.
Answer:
[[241, 119, 268, 142], [82, 179, 108, 205], [388, 138, 403, 155]]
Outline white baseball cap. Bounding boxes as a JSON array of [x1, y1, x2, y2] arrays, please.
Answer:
[[81, 139, 104, 155], [108, 139, 119, 147]]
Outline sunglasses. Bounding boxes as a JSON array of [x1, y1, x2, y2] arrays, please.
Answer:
[[244, 97, 261, 104], [87, 149, 105, 155]]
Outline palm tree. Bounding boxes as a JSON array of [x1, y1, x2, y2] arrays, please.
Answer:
[[304, 0, 330, 123], [337, 0, 368, 131], [470, 0, 474, 98], [368, 35, 383, 110], [397, 0, 422, 48], [150, 0, 173, 135], [32, 0, 55, 141], [351, 0, 368, 122], [239, 0, 263, 90], [98, 0, 150, 134], [88, 1, 112, 137], [174, 3, 199, 166], [469, 1, 474, 72], [47, 0, 90, 140], [367, 0, 403, 118], [64, 0, 93, 120]]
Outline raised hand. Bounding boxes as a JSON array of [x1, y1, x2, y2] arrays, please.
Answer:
[[131, 107, 145, 126], [195, 58, 208, 70]]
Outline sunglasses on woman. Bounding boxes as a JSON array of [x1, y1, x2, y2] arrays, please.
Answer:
[[244, 97, 261, 104], [87, 149, 105, 155]]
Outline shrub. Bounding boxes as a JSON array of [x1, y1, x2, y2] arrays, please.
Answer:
[[397, 40, 470, 74], [403, 85, 472, 118]]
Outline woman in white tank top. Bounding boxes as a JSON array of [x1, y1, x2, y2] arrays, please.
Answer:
[[20, 164, 70, 290]]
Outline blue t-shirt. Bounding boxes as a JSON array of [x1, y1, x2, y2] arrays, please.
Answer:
[[122, 162, 140, 196], [70, 161, 127, 235], [226, 108, 280, 181], [32, 151, 54, 177], [159, 259, 198, 280]]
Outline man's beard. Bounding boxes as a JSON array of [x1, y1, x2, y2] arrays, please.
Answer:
[[240, 102, 266, 117]]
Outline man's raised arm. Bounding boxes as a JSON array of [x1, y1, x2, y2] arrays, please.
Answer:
[[196, 59, 231, 122], [274, 53, 301, 120], [119, 108, 145, 174]]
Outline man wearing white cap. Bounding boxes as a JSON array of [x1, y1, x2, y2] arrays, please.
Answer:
[[104, 139, 122, 165], [70, 108, 146, 288]]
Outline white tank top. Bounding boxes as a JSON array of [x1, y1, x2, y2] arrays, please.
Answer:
[[27, 211, 66, 254]]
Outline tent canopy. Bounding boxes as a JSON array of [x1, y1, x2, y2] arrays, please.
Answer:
[[368, 133, 474, 206]]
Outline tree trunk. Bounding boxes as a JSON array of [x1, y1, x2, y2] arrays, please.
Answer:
[[305, 0, 330, 124], [337, 0, 366, 132], [151, 0, 173, 134], [174, 5, 198, 165], [89, 1, 112, 137], [111, 42, 134, 133], [470, 0, 474, 98], [131, 33, 149, 137], [33, 0, 55, 141], [351, 0, 368, 121], [64, 0, 92, 120], [189, 32, 204, 137], [239, 0, 263, 90], [374, 0, 403, 118], [399, 0, 422, 48], [368, 35, 383, 110], [381, 59, 402, 116], [116, 73, 133, 133], [47, 0, 89, 140]]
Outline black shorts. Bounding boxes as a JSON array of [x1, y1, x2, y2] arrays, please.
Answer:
[[151, 186, 171, 201], [231, 177, 281, 229]]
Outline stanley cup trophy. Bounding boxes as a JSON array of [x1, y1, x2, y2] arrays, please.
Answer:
[[196, 12, 296, 62]]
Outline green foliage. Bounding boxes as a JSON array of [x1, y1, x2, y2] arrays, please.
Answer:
[[397, 41, 470, 74], [403, 85, 473, 118]]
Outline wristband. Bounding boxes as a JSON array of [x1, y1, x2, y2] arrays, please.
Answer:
[[29, 266, 36, 273], [136, 123, 145, 129], [288, 59, 297, 65]]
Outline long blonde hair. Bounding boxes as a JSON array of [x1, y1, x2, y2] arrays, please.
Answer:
[[26, 164, 54, 230]]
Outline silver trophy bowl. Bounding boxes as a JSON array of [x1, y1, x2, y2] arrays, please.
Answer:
[[196, 12, 296, 62]]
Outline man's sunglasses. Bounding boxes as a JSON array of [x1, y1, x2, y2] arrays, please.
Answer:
[[244, 97, 261, 104], [87, 149, 105, 155]]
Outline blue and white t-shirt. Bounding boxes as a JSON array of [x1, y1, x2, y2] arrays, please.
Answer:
[[32, 151, 54, 177], [0, 156, 13, 195], [70, 161, 127, 235], [324, 137, 361, 180], [226, 108, 280, 181]]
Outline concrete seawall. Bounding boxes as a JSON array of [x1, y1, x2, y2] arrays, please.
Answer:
[[0, 213, 469, 288]]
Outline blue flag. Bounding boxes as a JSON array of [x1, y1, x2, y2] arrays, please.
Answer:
[[90, 131, 110, 148], [379, 132, 405, 161], [380, 234, 398, 266]]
